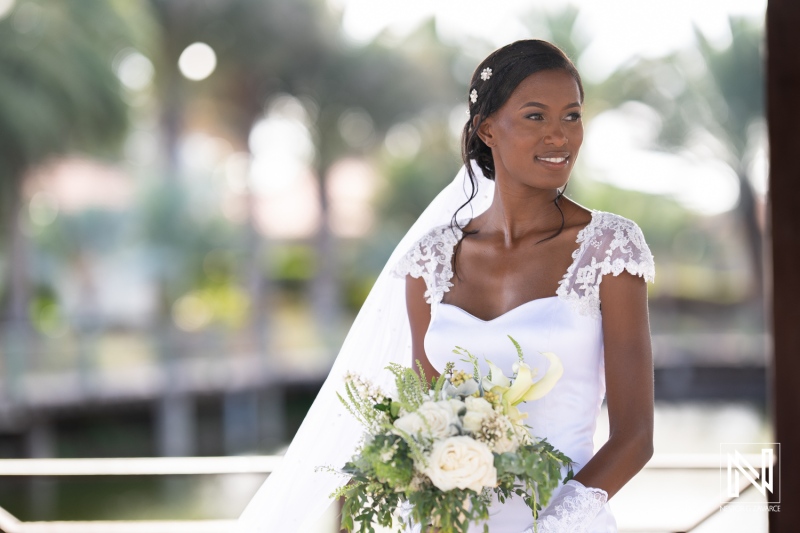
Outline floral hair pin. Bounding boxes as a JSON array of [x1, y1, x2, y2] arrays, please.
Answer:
[[470, 67, 492, 106]]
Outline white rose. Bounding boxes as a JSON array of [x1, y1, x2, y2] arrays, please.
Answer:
[[462, 397, 495, 433], [419, 401, 461, 438], [393, 412, 426, 436], [464, 396, 495, 415], [424, 436, 497, 492], [440, 399, 466, 417], [394, 401, 459, 439], [462, 411, 487, 433]]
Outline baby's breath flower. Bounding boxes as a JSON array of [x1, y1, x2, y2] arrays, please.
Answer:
[[345, 373, 385, 403]]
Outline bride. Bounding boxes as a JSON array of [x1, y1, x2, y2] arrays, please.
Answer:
[[236, 39, 655, 533]]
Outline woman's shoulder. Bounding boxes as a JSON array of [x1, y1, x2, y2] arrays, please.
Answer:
[[390, 222, 463, 279], [556, 208, 656, 317], [390, 222, 467, 304], [575, 208, 656, 282], [588, 209, 646, 233]]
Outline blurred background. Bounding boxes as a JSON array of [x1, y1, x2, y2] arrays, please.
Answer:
[[0, 0, 770, 532]]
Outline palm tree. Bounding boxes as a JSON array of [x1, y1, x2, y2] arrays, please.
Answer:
[[302, 21, 461, 343], [143, 2, 461, 349], [0, 0, 137, 330], [600, 18, 765, 307]]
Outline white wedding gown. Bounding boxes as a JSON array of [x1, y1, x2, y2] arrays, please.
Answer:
[[392, 209, 656, 533]]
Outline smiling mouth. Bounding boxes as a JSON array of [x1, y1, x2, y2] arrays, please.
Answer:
[[535, 155, 570, 166]]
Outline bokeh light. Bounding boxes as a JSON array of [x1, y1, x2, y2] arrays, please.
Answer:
[[115, 49, 155, 91], [28, 191, 59, 227], [0, 0, 15, 20], [178, 42, 217, 81], [384, 123, 421, 160], [327, 158, 380, 237]]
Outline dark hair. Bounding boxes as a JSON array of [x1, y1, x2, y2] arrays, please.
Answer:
[[450, 39, 584, 278]]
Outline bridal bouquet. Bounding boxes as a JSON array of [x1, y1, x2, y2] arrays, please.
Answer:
[[328, 335, 575, 533]]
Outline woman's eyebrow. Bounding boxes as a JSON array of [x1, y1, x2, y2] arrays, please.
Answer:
[[519, 101, 582, 110]]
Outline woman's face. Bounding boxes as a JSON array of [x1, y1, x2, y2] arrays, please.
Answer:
[[477, 69, 583, 191]]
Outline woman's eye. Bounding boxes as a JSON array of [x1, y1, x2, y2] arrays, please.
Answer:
[[566, 112, 582, 121], [525, 113, 544, 120]]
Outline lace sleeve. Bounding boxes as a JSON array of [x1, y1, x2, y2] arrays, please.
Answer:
[[557, 212, 655, 318], [390, 224, 463, 305]]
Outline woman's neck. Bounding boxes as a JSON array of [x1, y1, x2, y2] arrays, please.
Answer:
[[478, 181, 568, 246]]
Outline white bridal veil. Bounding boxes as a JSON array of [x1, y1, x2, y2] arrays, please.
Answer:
[[235, 163, 496, 532]]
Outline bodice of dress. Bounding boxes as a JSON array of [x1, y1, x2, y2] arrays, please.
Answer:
[[391, 209, 656, 533]]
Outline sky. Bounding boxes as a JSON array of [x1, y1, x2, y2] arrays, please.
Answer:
[[327, 0, 768, 215]]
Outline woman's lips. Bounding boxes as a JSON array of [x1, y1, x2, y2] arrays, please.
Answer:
[[535, 155, 569, 169]]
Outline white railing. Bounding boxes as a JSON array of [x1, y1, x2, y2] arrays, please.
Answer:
[[0, 456, 280, 477], [0, 456, 279, 533], [0, 454, 768, 533]]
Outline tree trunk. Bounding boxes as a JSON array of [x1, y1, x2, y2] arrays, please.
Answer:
[[312, 159, 341, 350], [735, 168, 766, 315], [244, 178, 271, 360], [2, 176, 32, 401], [310, 105, 343, 350], [3, 180, 30, 328]]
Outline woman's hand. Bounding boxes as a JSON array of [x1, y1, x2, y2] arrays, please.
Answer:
[[519, 479, 608, 533]]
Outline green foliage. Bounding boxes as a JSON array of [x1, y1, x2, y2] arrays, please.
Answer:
[[385, 363, 429, 413], [494, 439, 575, 516], [507, 335, 525, 363], [403, 486, 493, 533], [0, 1, 137, 176], [452, 346, 481, 383], [336, 377, 390, 435], [270, 245, 317, 283], [569, 175, 693, 252]]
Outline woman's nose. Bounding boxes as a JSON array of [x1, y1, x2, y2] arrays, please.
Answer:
[[544, 122, 568, 146]]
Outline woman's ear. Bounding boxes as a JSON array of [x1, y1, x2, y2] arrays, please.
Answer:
[[474, 115, 495, 147]]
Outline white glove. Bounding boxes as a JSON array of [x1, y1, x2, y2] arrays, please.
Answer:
[[519, 479, 608, 533], [397, 500, 423, 533]]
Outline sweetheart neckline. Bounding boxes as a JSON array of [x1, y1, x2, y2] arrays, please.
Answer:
[[436, 209, 600, 323], [438, 295, 559, 323]]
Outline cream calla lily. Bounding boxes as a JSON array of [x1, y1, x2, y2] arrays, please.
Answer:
[[521, 352, 564, 401], [479, 347, 563, 423], [481, 359, 511, 391], [503, 361, 538, 406], [504, 403, 528, 423]]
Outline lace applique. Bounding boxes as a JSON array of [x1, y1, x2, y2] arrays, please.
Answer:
[[392, 211, 655, 318], [521, 480, 608, 533], [391, 223, 465, 305], [555, 211, 655, 319]]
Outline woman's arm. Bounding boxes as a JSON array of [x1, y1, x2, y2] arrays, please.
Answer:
[[406, 274, 442, 385], [571, 270, 655, 500]]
